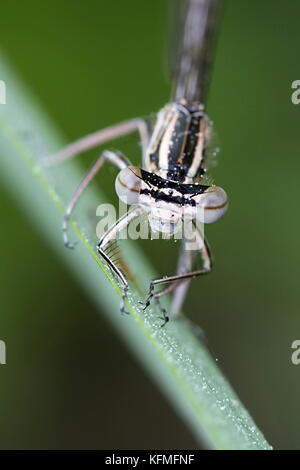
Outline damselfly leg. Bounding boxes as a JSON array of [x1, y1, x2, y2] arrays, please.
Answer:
[[44, 118, 150, 315], [44, 117, 151, 248], [143, 228, 212, 315], [62, 150, 131, 248], [97, 206, 144, 315], [44, 118, 150, 166]]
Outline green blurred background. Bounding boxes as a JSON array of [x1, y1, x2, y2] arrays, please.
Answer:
[[0, 0, 300, 449]]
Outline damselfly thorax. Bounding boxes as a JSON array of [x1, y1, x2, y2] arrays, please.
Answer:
[[145, 100, 208, 182], [116, 100, 227, 236]]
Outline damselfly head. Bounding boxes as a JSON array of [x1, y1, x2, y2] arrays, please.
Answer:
[[115, 166, 228, 233]]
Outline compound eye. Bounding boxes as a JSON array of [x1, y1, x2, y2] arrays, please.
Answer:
[[115, 166, 142, 205], [195, 186, 228, 224]]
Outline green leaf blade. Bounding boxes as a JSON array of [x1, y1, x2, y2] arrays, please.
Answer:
[[0, 53, 272, 450]]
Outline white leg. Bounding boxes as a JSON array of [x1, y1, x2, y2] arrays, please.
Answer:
[[44, 118, 151, 166], [98, 206, 144, 314], [63, 150, 131, 248], [144, 229, 213, 317]]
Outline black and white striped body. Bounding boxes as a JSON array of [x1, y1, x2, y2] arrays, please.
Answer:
[[115, 100, 227, 235], [145, 100, 210, 184]]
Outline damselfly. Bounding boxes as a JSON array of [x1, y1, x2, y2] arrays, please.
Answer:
[[46, 0, 228, 325]]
